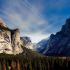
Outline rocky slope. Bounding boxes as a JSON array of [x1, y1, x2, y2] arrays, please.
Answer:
[[43, 18, 70, 56], [37, 39, 48, 53], [21, 37, 34, 50], [20, 37, 31, 46]]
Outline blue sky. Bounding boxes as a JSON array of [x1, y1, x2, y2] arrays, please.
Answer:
[[0, 0, 70, 43]]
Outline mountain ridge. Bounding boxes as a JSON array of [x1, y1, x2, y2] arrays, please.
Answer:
[[43, 18, 70, 56]]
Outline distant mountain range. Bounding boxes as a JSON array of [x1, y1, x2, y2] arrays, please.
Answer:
[[19, 18, 70, 56], [21, 37, 35, 50], [36, 39, 48, 54]]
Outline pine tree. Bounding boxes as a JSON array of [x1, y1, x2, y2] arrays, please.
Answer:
[[0, 61, 2, 70], [29, 61, 32, 70], [6, 61, 9, 70]]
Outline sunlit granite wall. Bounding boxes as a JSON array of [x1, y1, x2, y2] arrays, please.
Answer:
[[0, 20, 23, 55]]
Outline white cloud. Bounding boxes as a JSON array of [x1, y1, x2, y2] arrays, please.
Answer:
[[22, 32, 50, 43], [1, 0, 69, 43], [0, 0, 49, 43]]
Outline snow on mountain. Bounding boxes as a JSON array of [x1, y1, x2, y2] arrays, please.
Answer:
[[36, 39, 48, 53]]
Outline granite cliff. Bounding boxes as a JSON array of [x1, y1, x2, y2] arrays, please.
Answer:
[[0, 19, 23, 55], [21, 37, 34, 50]]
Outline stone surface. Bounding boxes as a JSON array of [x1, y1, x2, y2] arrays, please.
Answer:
[[20, 37, 34, 50], [12, 29, 23, 55], [44, 18, 70, 56], [0, 19, 23, 55]]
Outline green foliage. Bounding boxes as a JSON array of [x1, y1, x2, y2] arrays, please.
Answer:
[[6, 61, 9, 70]]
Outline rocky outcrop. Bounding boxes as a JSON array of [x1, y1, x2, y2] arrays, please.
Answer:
[[21, 37, 34, 49], [20, 37, 31, 46], [11, 29, 23, 55], [0, 19, 23, 55]]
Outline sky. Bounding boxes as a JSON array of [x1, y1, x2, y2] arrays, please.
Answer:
[[0, 0, 70, 43]]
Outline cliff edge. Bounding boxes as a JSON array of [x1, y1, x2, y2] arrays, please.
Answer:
[[0, 19, 23, 55]]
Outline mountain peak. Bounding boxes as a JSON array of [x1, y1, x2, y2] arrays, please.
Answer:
[[66, 18, 70, 24], [61, 18, 70, 35], [65, 18, 70, 29], [42, 18, 70, 56]]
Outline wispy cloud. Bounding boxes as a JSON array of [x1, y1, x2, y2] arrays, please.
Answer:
[[0, 0, 49, 43], [0, 0, 70, 43]]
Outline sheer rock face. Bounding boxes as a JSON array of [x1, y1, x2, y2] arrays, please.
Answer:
[[0, 29, 12, 54], [44, 18, 70, 56], [11, 29, 23, 55], [0, 20, 23, 55]]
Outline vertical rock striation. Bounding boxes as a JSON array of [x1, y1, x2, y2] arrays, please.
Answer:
[[0, 19, 23, 55], [11, 29, 23, 55]]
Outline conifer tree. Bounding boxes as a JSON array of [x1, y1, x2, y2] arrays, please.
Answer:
[[6, 61, 9, 70], [29, 60, 32, 70]]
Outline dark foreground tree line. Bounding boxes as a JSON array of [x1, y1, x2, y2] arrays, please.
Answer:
[[0, 54, 70, 70], [0, 47, 70, 70]]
